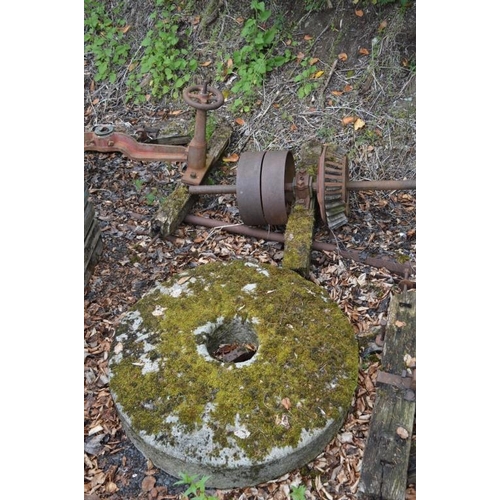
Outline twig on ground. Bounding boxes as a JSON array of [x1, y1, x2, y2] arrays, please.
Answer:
[[317, 58, 338, 108]]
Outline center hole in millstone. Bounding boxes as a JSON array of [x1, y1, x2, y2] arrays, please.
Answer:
[[206, 318, 259, 363]]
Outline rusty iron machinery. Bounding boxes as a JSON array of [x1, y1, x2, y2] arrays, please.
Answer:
[[84, 84, 414, 232], [188, 145, 416, 232], [84, 82, 224, 186]]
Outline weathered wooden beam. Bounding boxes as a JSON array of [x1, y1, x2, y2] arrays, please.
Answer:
[[84, 186, 103, 287], [152, 118, 233, 237], [357, 291, 416, 500]]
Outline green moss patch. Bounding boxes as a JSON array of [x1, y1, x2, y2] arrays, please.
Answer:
[[109, 260, 358, 461]]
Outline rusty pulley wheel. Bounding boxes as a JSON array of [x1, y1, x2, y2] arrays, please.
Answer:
[[261, 150, 295, 225], [182, 85, 224, 110], [236, 151, 266, 226], [236, 150, 296, 226]]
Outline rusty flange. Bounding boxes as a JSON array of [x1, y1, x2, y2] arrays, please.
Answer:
[[236, 151, 266, 226]]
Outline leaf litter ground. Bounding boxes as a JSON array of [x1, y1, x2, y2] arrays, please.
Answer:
[[84, 2, 416, 499]]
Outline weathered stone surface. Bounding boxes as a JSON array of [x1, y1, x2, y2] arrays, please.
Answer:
[[109, 260, 358, 488]]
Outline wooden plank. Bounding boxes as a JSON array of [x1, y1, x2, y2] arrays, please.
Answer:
[[85, 218, 103, 270], [357, 291, 416, 500], [84, 187, 103, 287], [152, 118, 233, 237]]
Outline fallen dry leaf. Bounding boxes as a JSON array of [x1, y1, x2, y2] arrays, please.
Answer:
[[222, 153, 239, 163], [342, 116, 356, 126], [281, 397, 291, 410], [200, 60, 212, 67], [379, 19, 388, 31], [354, 118, 365, 130], [359, 47, 370, 55], [355, 9, 363, 17], [344, 84, 353, 92], [105, 482, 118, 493], [304, 34, 313, 41], [404, 354, 416, 368], [309, 57, 320, 65], [235, 117, 246, 126], [142, 475, 156, 492], [338, 53, 348, 61], [331, 90, 343, 96], [395, 320, 406, 328], [88, 425, 103, 436], [313, 70, 324, 78], [396, 426, 409, 440]]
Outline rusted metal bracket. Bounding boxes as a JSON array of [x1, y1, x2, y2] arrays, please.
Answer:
[[293, 170, 313, 209], [377, 368, 416, 402], [84, 125, 188, 162]]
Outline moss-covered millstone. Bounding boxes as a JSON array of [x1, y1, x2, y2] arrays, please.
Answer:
[[109, 260, 358, 488]]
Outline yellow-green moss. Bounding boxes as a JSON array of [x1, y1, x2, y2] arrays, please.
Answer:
[[159, 183, 190, 214], [109, 261, 358, 461]]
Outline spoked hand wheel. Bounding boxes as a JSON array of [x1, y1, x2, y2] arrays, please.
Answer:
[[182, 84, 224, 110]]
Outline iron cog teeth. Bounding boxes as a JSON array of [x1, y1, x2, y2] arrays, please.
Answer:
[[317, 145, 349, 234]]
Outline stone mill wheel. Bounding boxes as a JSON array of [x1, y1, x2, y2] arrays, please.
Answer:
[[108, 260, 358, 488]]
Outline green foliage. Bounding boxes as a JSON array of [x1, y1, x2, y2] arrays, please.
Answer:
[[174, 473, 217, 500], [290, 485, 307, 500], [356, 0, 411, 6], [126, 3, 198, 102], [84, 0, 131, 84], [294, 58, 320, 99], [134, 179, 166, 206], [133, 179, 145, 192], [226, 0, 292, 111], [304, 0, 328, 11]]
